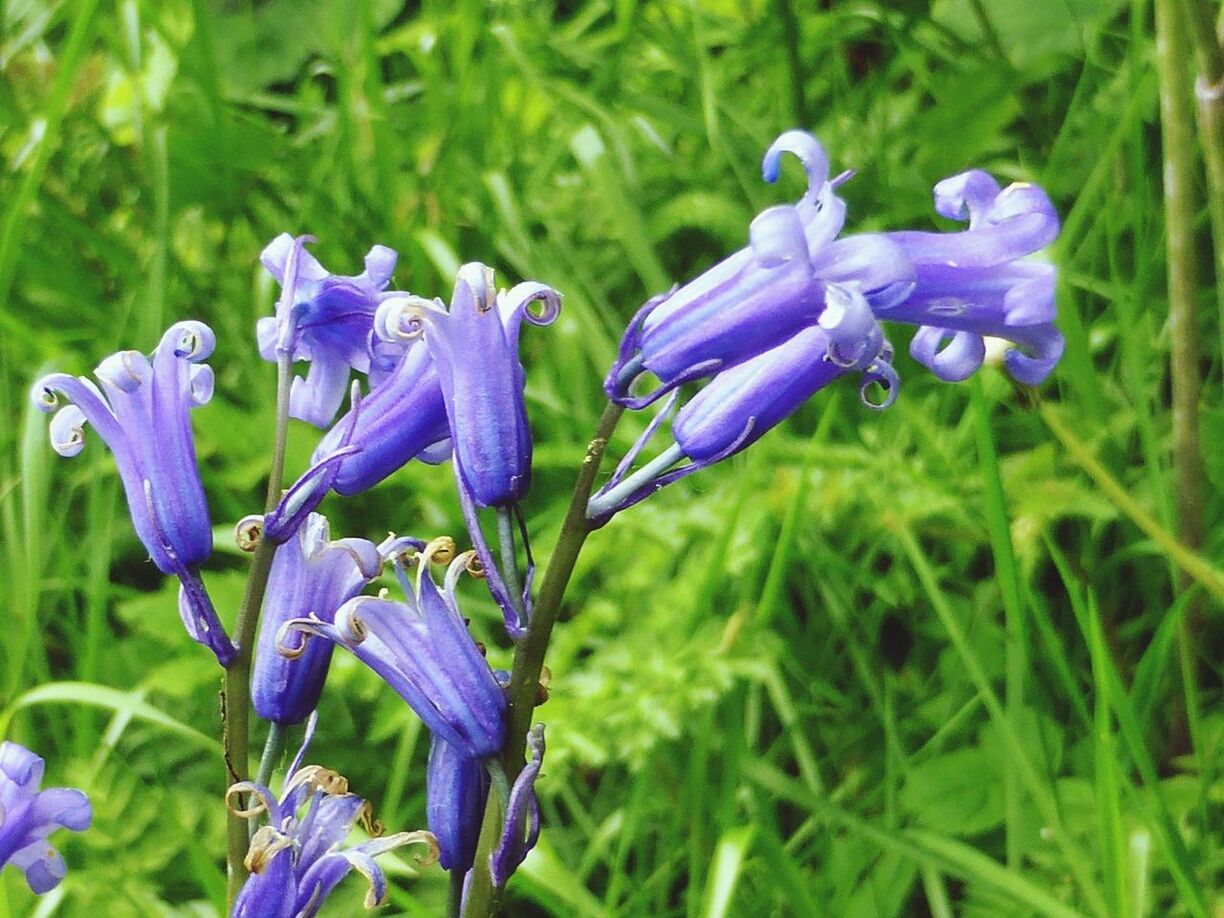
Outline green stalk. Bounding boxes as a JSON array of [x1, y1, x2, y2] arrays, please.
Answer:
[[1154, 0, 1207, 761], [463, 402, 624, 917], [969, 379, 1025, 870], [223, 353, 293, 905], [1179, 0, 1224, 361]]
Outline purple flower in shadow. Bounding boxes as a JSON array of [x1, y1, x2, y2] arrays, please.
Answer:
[[0, 741, 91, 894], [279, 538, 507, 759], [252, 513, 383, 725], [230, 722, 437, 917]]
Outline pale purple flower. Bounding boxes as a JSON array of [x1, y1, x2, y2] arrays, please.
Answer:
[[252, 514, 382, 725], [258, 234, 398, 428], [606, 130, 913, 407], [0, 741, 91, 894], [32, 322, 234, 665], [489, 724, 545, 887], [872, 170, 1062, 384]]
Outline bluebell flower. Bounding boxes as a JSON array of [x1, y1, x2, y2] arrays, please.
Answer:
[[0, 741, 91, 894], [589, 285, 896, 523], [230, 754, 437, 916], [377, 265, 561, 508], [251, 514, 382, 725], [279, 538, 507, 759], [259, 234, 399, 428], [313, 322, 451, 497], [872, 170, 1062, 384], [606, 130, 913, 407], [426, 736, 488, 873], [33, 322, 235, 665]]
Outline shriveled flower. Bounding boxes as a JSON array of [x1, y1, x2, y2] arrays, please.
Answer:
[[589, 285, 896, 523], [32, 322, 234, 665], [872, 170, 1062, 384], [230, 738, 436, 917], [426, 736, 488, 874], [489, 724, 545, 888], [606, 130, 913, 407], [0, 741, 91, 894], [377, 264, 561, 508], [259, 234, 399, 428], [252, 514, 382, 725], [313, 331, 451, 497], [280, 538, 507, 759]]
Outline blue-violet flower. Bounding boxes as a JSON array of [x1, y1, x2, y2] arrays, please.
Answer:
[[377, 264, 561, 508], [280, 538, 507, 759], [0, 741, 91, 894], [606, 130, 913, 407], [873, 169, 1062, 384], [33, 322, 235, 665], [230, 755, 436, 916], [252, 513, 382, 725], [426, 736, 488, 874], [259, 234, 398, 428]]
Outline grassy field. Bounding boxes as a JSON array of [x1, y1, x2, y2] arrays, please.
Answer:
[[0, 0, 1221, 915]]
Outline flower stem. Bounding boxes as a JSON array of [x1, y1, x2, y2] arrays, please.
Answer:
[[463, 401, 624, 917], [223, 352, 293, 905], [254, 722, 288, 790], [495, 506, 526, 627], [1179, 0, 1224, 362], [1155, 0, 1208, 761]]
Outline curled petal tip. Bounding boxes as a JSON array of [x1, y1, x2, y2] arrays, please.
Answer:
[[761, 129, 830, 196], [49, 405, 88, 457]]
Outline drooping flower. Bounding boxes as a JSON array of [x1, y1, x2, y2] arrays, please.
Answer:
[[871, 169, 1062, 384], [230, 733, 437, 917], [606, 130, 914, 407], [32, 322, 234, 665], [251, 514, 382, 725], [312, 326, 451, 497], [280, 538, 507, 759], [258, 234, 399, 428], [589, 285, 896, 523], [426, 736, 488, 874], [376, 265, 561, 508], [0, 741, 91, 894]]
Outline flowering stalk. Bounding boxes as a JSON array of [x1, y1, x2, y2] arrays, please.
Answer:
[[223, 350, 294, 905], [1179, 0, 1224, 360], [1155, 0, 1208, 760], [463, 401, 624, 917]]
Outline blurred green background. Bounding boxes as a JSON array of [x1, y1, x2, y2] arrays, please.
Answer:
[[0, 0, 1220, 915]]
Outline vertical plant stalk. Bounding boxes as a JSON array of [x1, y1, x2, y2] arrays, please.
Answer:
[[464, 401, 624, 918], [1179, 0, 1224, 360], [1154, 0, 1207, 759], [223, 352, 293, 905]]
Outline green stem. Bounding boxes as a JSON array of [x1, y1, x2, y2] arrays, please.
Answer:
[[1154, 0, 1207, 760], [255, 722, 289, 790], [224, 353, 293, 905], [463, 401, 624, 917], [495, 507, 526, 627], [1179, 0, 1224, 369]]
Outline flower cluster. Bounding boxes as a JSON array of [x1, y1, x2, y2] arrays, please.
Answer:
[[27, 127, 1059, 910], [591, 129, 1061, 522]]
